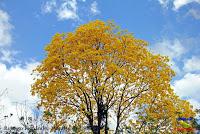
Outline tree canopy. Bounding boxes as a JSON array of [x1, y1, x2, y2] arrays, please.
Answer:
[[31, 20, 195, 134]]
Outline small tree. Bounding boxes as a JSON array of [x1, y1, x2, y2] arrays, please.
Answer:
[[15, 102, 49, 134], [31, 20, 195, 133]]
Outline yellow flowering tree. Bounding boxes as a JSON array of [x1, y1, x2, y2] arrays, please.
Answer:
[[31, 20, 195, 134]]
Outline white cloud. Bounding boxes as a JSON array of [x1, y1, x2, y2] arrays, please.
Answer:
[[158, 0, 172, 8], [173, 0, 200, 10], [0, 49, 12, 63], [57, 0, 78, 20], [0, 62, 39, 102], [91, 1, 100, 15], [0, 10, 13, 47], [157, 0, 200, 10], [184, 56, 200, 72], [0, 49, 17, 63], [173, 73, 200, 104], [0, 9, 16, 64], [187, 8, 200, 20], [170, 60, 181, 75], [42, 0, 100, 21], [151, 39, 186, 74], [152, 39, 187, 75], [152, 39, 186, 59], [188, 99, 200, 109], [42, 0, 57, 13], [42, 0, 79, 21], [0, 62, 40, 128]]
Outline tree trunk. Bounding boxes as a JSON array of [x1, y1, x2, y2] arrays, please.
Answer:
[[114, 115, 120, 134], [105, 109, 108, 134], [97, 107, 101, 134]]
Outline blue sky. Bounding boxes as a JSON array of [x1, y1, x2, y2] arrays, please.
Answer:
[[0, 0, 200, 63], [0, 0, 200, 127], [1, 0, 200, 62]]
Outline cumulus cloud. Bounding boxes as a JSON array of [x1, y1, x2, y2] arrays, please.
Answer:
[[0, 10, 13, 47], [42, 0, 57, 13], [151, 39, 186, 74], [169, 60, 181, 75], [57, 0, 78, 20], [90, 1, 100, 15], [0, 49, 13, 63], [42, 0, 79, 21], [158, 0, 171, 8], [0, 49, 18, 63], [0, 9, 16, 64], [173, 73, 200, 104], [0, 61, 39, 127], [188, 99, 200, 109], [152, 39, 186, 59], [42, 0, 101, 21], [157, 0, 200, 10], [187, 8, 200, 20], [184, 56, 200, 72], [0, 62, 39, 102], [173, 0, 200, 10]]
